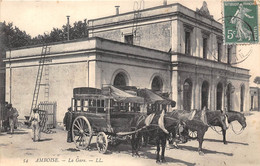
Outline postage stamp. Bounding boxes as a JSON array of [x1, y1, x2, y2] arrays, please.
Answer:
[[223, 1, 259, 44]]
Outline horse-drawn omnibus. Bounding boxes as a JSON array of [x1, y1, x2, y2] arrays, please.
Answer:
[[69, 86, 145, 153]]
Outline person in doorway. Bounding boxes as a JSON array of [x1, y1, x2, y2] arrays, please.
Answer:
[[30, 108, 41, 142], [63, 107, 72, 143]]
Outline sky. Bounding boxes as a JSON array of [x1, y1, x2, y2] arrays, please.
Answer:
[[0, 0, 259, 85]]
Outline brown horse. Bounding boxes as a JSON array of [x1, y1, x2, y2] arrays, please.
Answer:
[[170, 109, 229, 155], [210, 110, 246, 144], [131, 110, 193, 163]]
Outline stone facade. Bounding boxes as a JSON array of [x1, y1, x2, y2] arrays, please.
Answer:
[[88, 3, 250, 112], [4, 3, 250, 122], [4, 38, 171, 121]]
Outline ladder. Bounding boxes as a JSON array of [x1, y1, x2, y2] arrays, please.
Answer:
[[132, 10, 141, 45], [44, 65, 50, 101], [30, 44, 50, 114]]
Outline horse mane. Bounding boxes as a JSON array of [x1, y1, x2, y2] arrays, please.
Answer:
[[227, 110, 243, 115]]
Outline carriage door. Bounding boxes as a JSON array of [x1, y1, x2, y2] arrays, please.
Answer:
[[216, 83, 223, 110], [240, 85, 245, 112], [201, 81, 209, 109], [183, 79, 192, 111]]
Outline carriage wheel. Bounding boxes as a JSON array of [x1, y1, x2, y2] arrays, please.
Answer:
[[72, 116, 92, 150], [96, 132, 108, 154], [188, 129, 197, 139]]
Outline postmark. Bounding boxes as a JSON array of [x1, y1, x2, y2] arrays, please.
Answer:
[[209, 42, 253, 65], [223, 1, 259, 44]]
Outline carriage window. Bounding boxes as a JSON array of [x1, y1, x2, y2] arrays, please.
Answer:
[[76, 99, 82, 111], [101, 100, 104, 107], [72, 98, 75, 111], [97, 100, 101, 107], [83, 100, 89, 112], [93, 99, 97, 107]]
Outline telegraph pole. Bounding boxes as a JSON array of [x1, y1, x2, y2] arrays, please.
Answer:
[[66, 16, 70, 41]]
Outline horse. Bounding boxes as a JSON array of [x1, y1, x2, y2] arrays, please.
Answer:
[[210, 110, 246, 144], [131, 110, 194, 163], [170, 109, 229, 155]]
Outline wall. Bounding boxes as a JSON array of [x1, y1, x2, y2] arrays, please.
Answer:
[[92, 21, 172, 52], [172, 53, 250, 111], [96, 54, 171, 92], [5, 52, 94, 122]]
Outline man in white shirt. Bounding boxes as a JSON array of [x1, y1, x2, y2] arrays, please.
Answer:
[[30, 108, 41, 142]]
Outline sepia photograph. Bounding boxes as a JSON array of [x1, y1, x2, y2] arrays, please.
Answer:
[[0, 0, 259, 165]]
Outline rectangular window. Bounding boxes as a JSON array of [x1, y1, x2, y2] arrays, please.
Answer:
[[124, 35, 133, 45], [217, 43, 222, 62], [76, 99, 81, 111], [83, 100, 89, 112], [203, 38, 208, 59], [185, 31, 191, 55], [227, 46, 232, 64]]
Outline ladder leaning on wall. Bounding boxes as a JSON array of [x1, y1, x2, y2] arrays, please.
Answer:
[[30, 44, 51, 115]]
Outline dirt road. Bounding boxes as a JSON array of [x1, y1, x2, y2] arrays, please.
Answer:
[[1, 111, 260, 166]]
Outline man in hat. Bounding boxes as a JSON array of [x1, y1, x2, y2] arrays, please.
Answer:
[[63, 107, 72, 142], [30, 108, 41, 142]]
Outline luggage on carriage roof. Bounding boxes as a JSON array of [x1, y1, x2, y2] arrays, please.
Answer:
[[73, 87, 102, 95]]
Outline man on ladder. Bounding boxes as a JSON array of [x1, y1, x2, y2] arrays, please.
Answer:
[[30, 108, 41, 142]]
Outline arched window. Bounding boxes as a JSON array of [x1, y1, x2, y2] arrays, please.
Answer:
[[216, 82, 223, 110], [183, 79, 192, 111], [151, 76, 163, 92], [113, 72, 127, 86], [201, 81, 209, 109]]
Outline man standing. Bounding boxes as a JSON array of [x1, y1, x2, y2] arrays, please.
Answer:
[[63, 107, 72, 143], [30, 108, 41, 142], [7, 104, 19, 134]]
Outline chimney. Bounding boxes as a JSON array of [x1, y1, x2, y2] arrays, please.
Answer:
[[115, 6, 120, 15], [66, 16, 70, 41], [163, 0, 167, 5]]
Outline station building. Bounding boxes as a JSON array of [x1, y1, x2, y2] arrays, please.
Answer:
[[4, 2, 250, 122]]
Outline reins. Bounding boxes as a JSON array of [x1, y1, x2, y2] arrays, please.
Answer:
[[230, 122, 245, 135], [210, 126, 223, 135]]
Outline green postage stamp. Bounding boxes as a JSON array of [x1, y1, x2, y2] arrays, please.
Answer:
[[224, 1, 259, 44]]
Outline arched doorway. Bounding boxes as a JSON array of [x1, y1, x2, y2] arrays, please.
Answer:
[[240, 84, 245, 112], [226, 83, 233, 111], [183, 79, 192, 111], [113, 72, 128, 86], [216, 82, 223, 110], [151, 76, 163, 92], [201, 81, 209, 109]]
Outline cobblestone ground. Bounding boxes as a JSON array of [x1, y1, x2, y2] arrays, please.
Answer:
[[0, 111, 260, 166]]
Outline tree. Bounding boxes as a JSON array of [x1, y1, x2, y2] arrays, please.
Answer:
[[0, 22, 31, 48], [254, 76, 260, 85], [0, 20, 88, 48]]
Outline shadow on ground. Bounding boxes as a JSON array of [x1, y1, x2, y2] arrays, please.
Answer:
[[38, 138, 52, 142], [102, 143, 196, 165], [143, 150, 196, 166], [177, 145, 233, 156], [204, 138, 249, 146], [65, 148, 80, 152]]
